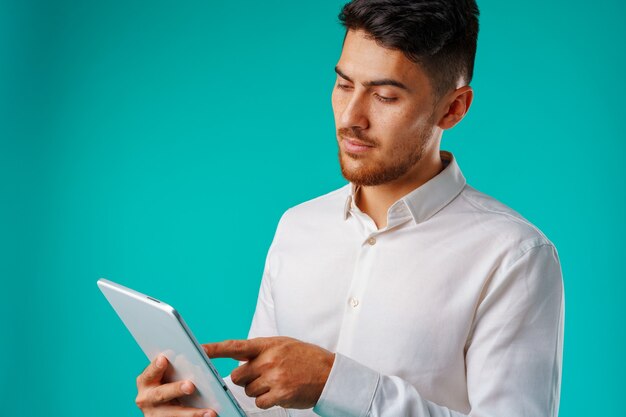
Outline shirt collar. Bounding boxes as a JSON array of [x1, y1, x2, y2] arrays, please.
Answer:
[[343, 151, 466, 225]]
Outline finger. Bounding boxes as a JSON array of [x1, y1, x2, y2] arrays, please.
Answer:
[[230, 362, 261, 387], [202, 338, 266, 361], [244, 377, 270, 399], [137, 355, 169, 388], [149, 380, 196, 405]]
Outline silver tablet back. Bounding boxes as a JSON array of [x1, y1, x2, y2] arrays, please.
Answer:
[[97, 278, 246, 417]]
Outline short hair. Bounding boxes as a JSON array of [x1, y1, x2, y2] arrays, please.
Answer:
[[338, 0, 480, 98]]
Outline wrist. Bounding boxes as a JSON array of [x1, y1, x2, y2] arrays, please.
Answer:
[[313, 349, 336, 405]]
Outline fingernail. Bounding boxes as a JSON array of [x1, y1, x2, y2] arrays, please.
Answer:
[[181, 381, 194, 394], [203, 413, 213, 417]]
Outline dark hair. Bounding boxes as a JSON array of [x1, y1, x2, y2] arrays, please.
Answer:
[[338, 0, 480, 98]]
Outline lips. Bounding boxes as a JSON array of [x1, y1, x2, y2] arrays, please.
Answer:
[[342, 137, 375, 154]]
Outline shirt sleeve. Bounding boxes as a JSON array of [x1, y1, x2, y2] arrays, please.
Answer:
[[225, 233, 289, 417], [314, 243, 564, 417], [246, 244, 280, 340]]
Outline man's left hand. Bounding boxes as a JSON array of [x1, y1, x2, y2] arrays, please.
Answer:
[[202, 337, 335, 410]]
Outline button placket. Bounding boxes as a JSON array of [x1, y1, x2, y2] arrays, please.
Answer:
[[335, 230, 378, 354]]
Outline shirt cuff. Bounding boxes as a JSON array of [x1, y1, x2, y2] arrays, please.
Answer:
[[313, 353, 380, 417]]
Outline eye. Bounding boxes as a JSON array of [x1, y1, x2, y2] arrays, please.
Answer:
[[374, 93, 397, 103], [336, 83, 353, 91]]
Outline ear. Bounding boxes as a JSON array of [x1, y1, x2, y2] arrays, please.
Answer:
[[436, 86, 474, 130]]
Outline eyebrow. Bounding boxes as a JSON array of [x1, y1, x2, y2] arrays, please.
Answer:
[[334, 66, 411, 92]]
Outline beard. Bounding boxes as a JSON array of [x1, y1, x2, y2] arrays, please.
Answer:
[[337, 126, 431, 186]]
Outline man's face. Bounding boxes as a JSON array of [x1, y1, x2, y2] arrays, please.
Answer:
[[332, 29, 439, 186]]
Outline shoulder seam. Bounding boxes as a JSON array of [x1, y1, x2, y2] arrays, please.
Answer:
[[460, 189, 551, 244], [509, 242, 555, 267]]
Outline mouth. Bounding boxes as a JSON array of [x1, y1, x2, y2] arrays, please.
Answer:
[[342, 137, 375, 154]]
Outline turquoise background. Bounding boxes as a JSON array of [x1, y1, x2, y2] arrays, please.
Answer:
[[1, 0, 624, 416]]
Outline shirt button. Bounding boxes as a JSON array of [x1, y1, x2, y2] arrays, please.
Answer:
[[367, 237, 376, 246], [349, 297, 359, 308]]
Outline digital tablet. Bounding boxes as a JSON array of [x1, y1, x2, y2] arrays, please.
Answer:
[[97, 278, 247, 417]]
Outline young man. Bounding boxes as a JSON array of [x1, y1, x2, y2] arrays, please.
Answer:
[[135, 1, 564, 416]]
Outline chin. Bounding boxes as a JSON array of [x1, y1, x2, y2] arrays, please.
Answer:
[[339, 161, 373, 185]]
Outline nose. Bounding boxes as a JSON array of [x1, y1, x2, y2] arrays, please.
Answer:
[[339, 91, 369, 130]]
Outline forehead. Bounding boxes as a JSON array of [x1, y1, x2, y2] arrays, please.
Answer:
[[337, 29, 432, 94]]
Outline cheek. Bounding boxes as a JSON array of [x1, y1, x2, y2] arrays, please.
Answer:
[[376, 108, 428, 152], [374, 103, 407, 125], [374, 107, 410, 139]]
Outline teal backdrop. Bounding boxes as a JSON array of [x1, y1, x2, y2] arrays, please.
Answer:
[[1, 0, 624, 416]]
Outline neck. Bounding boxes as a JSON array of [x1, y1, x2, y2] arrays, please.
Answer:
[[355, 150, 444, 229]]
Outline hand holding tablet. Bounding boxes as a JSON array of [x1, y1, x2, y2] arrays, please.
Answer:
[[98, 279, 247, 417], [135, 354, 216, 417]]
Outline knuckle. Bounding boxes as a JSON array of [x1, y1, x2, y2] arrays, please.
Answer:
[[134, 393, 146, 409], [260, 356, 276, 371], [269, 369, 285, 385], [229, 339, 244, 352], [279, 342, 295, 356], [152, 388, 166, 403], [264, 356, 276, 368], [275, 367, 287, 379], [270, 349, 285, 365], [138, 370, 155, 386], [257, 359, 272, 374]]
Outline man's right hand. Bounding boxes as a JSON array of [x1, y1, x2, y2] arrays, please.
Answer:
[[135, 354, 217, 417]]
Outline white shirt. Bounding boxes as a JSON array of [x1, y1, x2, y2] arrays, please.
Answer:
[[227, 151, 564, 417]]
